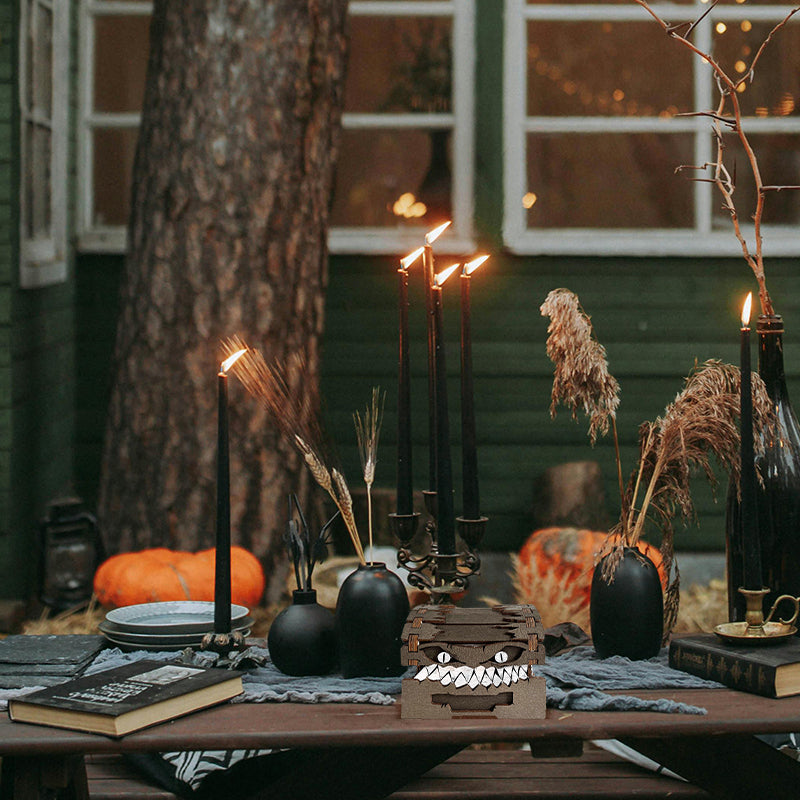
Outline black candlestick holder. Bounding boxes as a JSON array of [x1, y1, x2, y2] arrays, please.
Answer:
[[390, 492, 487, 604]]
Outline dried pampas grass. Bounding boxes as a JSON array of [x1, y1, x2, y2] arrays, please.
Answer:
[[541, 290, 775, 640], [540, 289, 620, 444]]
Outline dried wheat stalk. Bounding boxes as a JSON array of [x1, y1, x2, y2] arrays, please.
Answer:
[[222, 336, 365, 564], [354, 387, 386, 564]]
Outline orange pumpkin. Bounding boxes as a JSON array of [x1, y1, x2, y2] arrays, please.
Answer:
[[93, 547, 265, 609], [514, 527, 666, 631]]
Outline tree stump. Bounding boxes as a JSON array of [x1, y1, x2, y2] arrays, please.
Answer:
[[532, 461, 609, 531]]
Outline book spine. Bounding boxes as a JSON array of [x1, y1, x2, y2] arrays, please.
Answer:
[[669, 642, 777, 698]]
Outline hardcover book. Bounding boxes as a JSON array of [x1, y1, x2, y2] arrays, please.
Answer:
[[8, 660, 243, 736], [669, 633, 800, 698]]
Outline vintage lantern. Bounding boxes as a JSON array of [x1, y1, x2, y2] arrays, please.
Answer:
[[38, 497, 103, 611], [400, 604, 547, 719]]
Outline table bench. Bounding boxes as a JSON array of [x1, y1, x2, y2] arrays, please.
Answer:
[[84, 746, 710, 799]]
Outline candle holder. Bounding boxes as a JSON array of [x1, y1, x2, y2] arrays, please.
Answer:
[[390, 493, 487, 604], [200, 629, 247, 654], [714, 587, 800, 644]]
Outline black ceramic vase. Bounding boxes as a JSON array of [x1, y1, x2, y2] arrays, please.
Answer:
[[268, 589, 337, 676], [336, 562, 410, 678], [590, 547, 663, 660], [726, 314, 800, 622]]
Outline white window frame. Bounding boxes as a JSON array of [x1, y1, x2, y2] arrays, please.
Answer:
[[76, 0, 149, 254], [19, 0, 70, 288], [77, 0, 475, 255], [503, 0, 800, 257]]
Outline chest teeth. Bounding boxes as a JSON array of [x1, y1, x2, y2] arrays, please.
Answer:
[[413, 663, 531, 690]]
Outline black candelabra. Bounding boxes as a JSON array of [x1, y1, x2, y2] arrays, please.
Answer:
[[389, 497, 487, 604]]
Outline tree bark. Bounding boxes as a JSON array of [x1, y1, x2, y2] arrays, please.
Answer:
[[98, 0, 349, 601]]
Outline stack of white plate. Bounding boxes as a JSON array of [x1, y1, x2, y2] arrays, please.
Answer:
[[99, 601, 251, 651]]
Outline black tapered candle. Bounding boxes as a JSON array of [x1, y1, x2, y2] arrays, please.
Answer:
[[397, 248, 423, 515], [433, 264, 459, 555], [215, 348, 246, 634], [739, 293, 762, 591], [423, 222, 451, 496], [460, 256, 488, 520]]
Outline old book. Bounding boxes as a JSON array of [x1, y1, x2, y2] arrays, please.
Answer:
[[8, 660, 243, 736], [669, 633, 800, 698]]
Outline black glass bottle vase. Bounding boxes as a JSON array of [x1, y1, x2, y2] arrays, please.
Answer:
[[590, 547, 663, 660], [726, 314, 800, 623], [336, 562, 410, 678], [268, 589, 337, 676]]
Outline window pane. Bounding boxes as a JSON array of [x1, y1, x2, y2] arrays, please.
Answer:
[[525, 132, 694, 228], [32, 3, 53, 116], [712, 20, 800, 118], [331, 128, 452, 226], [94, 15, 150, 113], [710, 133, 800, 228], [26, 122, 52, 238], [93, 128, 138, 227], [527, 21, 693, 117], [345, 16, 451, 113]]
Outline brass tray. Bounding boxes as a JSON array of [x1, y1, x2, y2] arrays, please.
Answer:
[[713, 620, 797, 644]]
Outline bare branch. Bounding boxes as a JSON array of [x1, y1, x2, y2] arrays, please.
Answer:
[[631, 0, 799, 317]]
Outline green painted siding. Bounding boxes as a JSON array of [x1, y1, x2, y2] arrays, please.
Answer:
[[74, 252, 800, 558], [321, 255, 800, 553], [0, 0, 79, 600]]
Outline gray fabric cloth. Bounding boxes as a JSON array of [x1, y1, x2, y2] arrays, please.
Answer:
[[532, 645, 722, 715], [0, 643, 722, 714]]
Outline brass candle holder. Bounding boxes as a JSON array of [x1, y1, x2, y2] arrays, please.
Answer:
[[714, 587, 800, 644], [389, 491, 487, 604]]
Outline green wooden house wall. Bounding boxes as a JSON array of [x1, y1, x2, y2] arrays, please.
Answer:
[[0, 0, 78, 600]]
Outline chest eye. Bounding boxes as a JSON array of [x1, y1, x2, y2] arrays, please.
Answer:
[[494, 650, 509, 664], [436, 651, 452, 664]]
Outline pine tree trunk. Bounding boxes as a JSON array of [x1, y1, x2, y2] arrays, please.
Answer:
[[98, 0, 349, 601]]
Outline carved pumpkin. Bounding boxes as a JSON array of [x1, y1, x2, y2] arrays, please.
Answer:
[[93, 547, 265, 609], [513, 527, 666, 632]]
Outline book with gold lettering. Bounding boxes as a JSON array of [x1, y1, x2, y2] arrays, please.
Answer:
[[669, 633, 800, 698], [8, 660, 242, 736]]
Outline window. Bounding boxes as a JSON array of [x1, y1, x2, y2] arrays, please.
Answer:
[[503, 0, 800, 256], [77, 0, 150, 252], [19, 0, 70, 288], [77, 0, 475, 254]]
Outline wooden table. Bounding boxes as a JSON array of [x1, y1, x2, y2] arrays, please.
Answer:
[[1, 687, 799, 799]]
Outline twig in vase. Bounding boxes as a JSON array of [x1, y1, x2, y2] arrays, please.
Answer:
[[633, 0, 800, 316], [354, 388, 386, 564]]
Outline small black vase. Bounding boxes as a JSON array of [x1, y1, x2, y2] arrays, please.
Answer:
[[268, 589, 337, 676], [590, 547, 663, 660], [336, 562, 410, 678]]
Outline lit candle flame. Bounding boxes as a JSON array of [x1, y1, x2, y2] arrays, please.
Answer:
[[464, 255, 489, 276], [401, 246, 425, 269], [221, 348, 247, 374], [741, 292, 753, 327], [425, 221, 452, 245], [434, 264, 460, 288]]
